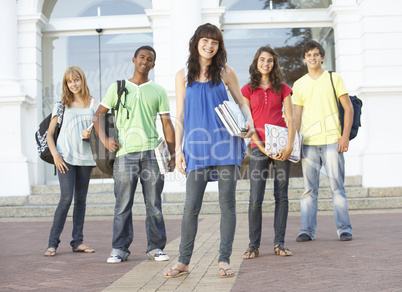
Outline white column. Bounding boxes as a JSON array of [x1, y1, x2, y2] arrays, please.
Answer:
[[0, 0, 33, 196], [0, 0, 22, 95], [146, 1, 172, 94], [201, 0, 225, 27], [328, 0, 363, 178], [170, 0, 202, 77], [331, 0, 402, 187], [356, 0, 402, 188]]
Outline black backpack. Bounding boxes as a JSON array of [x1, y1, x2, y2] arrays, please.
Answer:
[[90, 80, 128, 176], [329, 71, 363, 140], [35, 101, 65, 164]]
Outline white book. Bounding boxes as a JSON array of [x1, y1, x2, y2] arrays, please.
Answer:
[[265, 124, 302, 163], [220, 104, 240, 133], [215, 107, 235, 136], [154, 138, 171, 174], [215, 101, 247, 136], [223, 101, 247, 132]]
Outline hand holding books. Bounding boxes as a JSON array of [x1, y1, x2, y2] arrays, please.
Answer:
[[215, 101, 248, 136], [265, 124, 302, 163], [155, 138, 172, 174]]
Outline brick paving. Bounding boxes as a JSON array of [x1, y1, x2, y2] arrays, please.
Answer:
[[1, 210, 402, 291]]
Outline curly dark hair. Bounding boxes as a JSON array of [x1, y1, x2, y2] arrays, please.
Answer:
[[187, 23, 227, 87], [248, 46, 283, 94]]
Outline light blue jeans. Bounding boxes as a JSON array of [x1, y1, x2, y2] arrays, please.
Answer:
[[112, 150, 166, 255], [179, 165, 238, 265], [299, 143, 352, 239]]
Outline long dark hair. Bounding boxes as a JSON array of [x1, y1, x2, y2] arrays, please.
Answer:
[[187, 23, 227, 87], [248, 46, 283, 94]]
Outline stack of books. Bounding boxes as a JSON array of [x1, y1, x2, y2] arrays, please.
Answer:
[[154, 138, 171, 174], [215, 101, 247, 136], [265, 124, 302, 163]]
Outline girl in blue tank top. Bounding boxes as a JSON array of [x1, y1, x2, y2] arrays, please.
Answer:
[[164, 23, 255, 279]]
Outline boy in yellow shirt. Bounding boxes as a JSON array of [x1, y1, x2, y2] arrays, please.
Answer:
[[292, 40, 354, 242]]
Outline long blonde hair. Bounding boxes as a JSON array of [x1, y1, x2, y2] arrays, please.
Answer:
[[61, 66, 91, 107]]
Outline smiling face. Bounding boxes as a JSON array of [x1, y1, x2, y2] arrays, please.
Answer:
[[257, 51, 274, 76], [133, 49, 155, 75], [197, 37, 219, 60], [303, 47, 324, 70], [66, 74, 82, 95]]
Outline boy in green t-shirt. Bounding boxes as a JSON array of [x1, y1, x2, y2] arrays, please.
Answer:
[[93, 46, 175, 263], [292, 40, 353, 242]]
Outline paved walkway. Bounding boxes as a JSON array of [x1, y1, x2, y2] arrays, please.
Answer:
[[1, 210, 402, 291]]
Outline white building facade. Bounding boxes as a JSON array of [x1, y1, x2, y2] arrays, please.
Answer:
[[1, 0, 401, 197]]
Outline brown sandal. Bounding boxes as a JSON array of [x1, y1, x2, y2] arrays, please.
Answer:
[[243, 247, 259, 259], [274, 244, 293, 256]]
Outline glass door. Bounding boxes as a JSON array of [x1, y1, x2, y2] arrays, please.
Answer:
[[42, 32, 153, 183]]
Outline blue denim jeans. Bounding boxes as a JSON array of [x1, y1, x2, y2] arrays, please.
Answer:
[[248, 147, 291, 248], [48, 162, 93, 250], [112, 150, 166, 255], [300, 143, 352, 239], [179, 165, 238, 265]]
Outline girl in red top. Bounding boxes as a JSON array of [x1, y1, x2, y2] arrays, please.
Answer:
[[241, 46, 296, 258]]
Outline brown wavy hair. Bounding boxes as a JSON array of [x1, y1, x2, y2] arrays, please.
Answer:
[[248, 46, 284, 94], [187, 23, 227, 87], [61, 66, 91, 107]]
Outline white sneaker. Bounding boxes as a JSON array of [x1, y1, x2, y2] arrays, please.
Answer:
[[107, 254, 128, 264], [147, 248, 170, 261]]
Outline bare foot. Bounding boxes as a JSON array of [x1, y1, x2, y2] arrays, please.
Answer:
[[163, 262, 189, 278], [219, 262, 235, 278], [73, 244, 95, 253], [44, 247, 56, 257]]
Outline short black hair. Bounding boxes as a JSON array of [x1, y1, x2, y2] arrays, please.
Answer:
[[302, 40, 325, 59], [134, 45, 156, 61]]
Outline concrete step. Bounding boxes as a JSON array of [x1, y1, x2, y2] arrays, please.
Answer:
[[236, 175, 363, 190], [1, 196, 402, 218], [28, 175, 363, 196], [17, 186, 370, 207], [1, 176, 402, 218]]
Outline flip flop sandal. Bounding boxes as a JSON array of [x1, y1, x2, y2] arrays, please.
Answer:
[[73, 244, 95, 253], [44, 248, 56, 257], [219, 268, 236, 278], [163, 268, 189, 279]]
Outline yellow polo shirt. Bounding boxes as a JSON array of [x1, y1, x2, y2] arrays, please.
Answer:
[[292, 71, 348, 145]]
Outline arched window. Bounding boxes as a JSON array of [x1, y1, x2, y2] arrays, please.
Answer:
[[44, 0, 151, 18], [220, 0, 335, 87], [221, 0, 332, 11], [41, 0, 153, 182]]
